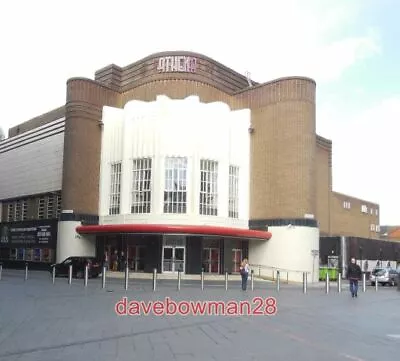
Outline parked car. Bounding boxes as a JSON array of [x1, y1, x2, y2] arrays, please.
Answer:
[[50, 256, 101, 278], [370, 267, 398, 286]]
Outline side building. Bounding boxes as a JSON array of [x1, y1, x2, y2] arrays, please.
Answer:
[[316, 136, 400, 273], [0, 108, 64, 268]]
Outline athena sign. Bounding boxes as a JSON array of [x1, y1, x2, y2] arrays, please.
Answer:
[[157, 56, 197, 73]]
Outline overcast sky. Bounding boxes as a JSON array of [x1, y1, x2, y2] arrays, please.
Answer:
[[0, 0, 398, 225]]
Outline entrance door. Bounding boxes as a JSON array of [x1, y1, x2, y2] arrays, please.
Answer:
[[202, 248, 220, 273], [127, 245, 146, 272], [232, 249, 242, 273], [162, 246, 185, 273]]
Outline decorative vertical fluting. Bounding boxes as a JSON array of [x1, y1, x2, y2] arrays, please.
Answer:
[[61, 78, 120, 215]]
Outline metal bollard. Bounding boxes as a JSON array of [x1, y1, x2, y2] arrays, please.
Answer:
[[276, 270, 280, 292], [375, 278, 378, 292], [152, 268, 157, 291], [0, 263, 2, 281], [225, 271, 228, 290], [68, 265, 72, 285], [251, 270, 254, 291], [101, 266, 106, 289], [84, 264, 88, 287], [362, 273, 366, 292], [177, 270, 181, 290], [124, 265, 129, 290], [303, 272, 307, 294], [337, 273, 342, 293], [201, 270, 204, 290], [52, 266, 56, 284], [24, 263, 28, 281], [325, 272, 330, 294]]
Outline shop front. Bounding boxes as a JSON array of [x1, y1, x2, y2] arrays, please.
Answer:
[[77, 224, 271, 275], [0, 219, 58, 270]]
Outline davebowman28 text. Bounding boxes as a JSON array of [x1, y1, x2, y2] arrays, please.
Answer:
[[115, 296, 277, 316]]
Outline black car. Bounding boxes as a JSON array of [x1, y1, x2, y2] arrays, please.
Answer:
[[50, 256, 102, 278]]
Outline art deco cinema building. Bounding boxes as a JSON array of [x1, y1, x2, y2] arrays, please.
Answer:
[[1, 51, 370, 282]]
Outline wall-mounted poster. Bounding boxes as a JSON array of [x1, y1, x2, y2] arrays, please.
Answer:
[[34, 248, 41, 261], [0, 220, 57, 248], [42, 248, 52, 263], [17, 248, 24, 260]]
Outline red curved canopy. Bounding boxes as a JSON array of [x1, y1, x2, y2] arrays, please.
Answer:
[[76, 224, 272, 240]]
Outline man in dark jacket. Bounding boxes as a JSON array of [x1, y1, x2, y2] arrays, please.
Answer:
[[346, 257, 362, 298]]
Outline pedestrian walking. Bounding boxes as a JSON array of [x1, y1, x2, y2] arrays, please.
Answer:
[[346, 257, 362, 298], [240, 258, 250, 291]]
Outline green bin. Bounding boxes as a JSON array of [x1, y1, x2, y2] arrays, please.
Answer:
[[319, 267, 338, 281]]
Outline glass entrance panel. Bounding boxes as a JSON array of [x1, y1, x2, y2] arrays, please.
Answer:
[[202, 248, 210, 272], [232, 249, 242, 273], [163, 247, 173, 272], [174, 247, 185, 272], [210, 248, 219, 273], [128, 245, 146, 271], [137, 246, 145, 271], [162, 246, 185, 273], [202, 247, 220, 273]]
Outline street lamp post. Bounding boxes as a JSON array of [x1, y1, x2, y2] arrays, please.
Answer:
[[379, 248, 383, 268]]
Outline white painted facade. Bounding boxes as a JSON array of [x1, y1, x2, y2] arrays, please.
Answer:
[[56, 220, 96, 263], [98, 95, 251, 229], [249, 225, 320, 283], [0, 118, 65, 200]]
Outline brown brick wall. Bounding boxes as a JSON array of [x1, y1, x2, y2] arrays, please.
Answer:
[[330, 191, 380, 238], [315, 136, 332, 234], [122, 80, 233, 106], [249, 98, 316, 219]]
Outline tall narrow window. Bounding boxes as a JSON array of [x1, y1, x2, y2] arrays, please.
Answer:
[[47, 196, 54, 219], [164, 157, 187, 213], [109, 162, 122, 215], [131, 158, 152, 214], [56, 194, 62, 218], [38, 197, 45, 219], [229, 165, 239, 218], [199, 160, 218, 216], [22, 200, 28, 220], [15, 201, 22, 221], [7, 203, 14, 222]]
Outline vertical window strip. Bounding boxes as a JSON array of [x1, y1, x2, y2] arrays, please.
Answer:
[[38, 197, 45, 219], [47, 196, 54, 219], [22, 200, 28, 220], [164, 157, 187, 213], [56, 194, 62, 218], [132, 158, 152, 214], [200, 160, 218, 216], [228, 165, 239, 218], [7, 203, 14, 222], [15, 201, 22, 221], [109, 162, 122, 215]]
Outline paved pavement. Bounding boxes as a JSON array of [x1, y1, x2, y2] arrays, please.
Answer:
[[0, 269, 399, 361]]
